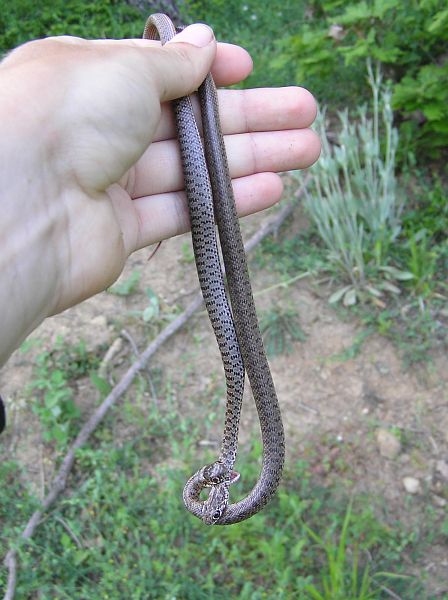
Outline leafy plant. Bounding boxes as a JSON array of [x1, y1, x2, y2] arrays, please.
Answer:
[[107, 270, 141, 297], [29, 338, 100, 448], [142, 287, 160, 322], [303, 63, 414, 305], [401, 175, 448, 243], [270, 0, 448, 158], [260, 305, 306, 356], [404, 230, 438, 298], [179, 240, 195, 264]]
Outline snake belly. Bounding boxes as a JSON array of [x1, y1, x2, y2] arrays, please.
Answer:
[[143, 13, 285, 525]]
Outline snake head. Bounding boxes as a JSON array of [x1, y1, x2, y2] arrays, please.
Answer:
[[201, 483, 229, 525], [200, 464, 240, 525]]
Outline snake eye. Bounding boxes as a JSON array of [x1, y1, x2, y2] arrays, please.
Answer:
[[212, 510, 222, 521], [211, 476, 220, 484]]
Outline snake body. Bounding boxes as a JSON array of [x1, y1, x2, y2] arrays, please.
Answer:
[[143, 14, 285, 525]]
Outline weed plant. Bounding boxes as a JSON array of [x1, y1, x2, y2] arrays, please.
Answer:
[[29, 338, 101, 449], [303, 63, 414, 307], [260, 305, 307, 357]]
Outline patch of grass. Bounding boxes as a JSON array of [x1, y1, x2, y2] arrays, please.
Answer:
[[28, 338, 102, 449], [0, 450, 426, 599], [0, 342, 437, 598], [328, 328, 374, 363], [401, 174, 448, 244], [0, 462, 38, 554], [107, 270, 141, 297], [303, 500, 410, 600], [256, 227, 327, 277], [180, 240, 195, 264], [398, 173, 448, 299], [260, 304, 307, 357], [353, 299, 448, 367], [393, 302, 447, 367]]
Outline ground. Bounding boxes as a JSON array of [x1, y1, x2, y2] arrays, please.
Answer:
[[1, 199, 447, 596]]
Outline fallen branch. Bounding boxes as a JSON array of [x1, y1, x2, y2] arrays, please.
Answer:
[[2, 176, 309, 599]]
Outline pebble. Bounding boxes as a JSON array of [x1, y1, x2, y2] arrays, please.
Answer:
[[436, 460, 448, 481], [375, 362, 390, 376], [432, 495, 447, 508], [376, 428, 401, 460], [402, 476, 421, 494], [398, 453, 410, 464], [91, 315, 107, 328]]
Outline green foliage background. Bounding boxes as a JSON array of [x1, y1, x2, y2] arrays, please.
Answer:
[[0, 0, 142, 50], [2, 0, 446, 161], [185, 0, 448, 160]]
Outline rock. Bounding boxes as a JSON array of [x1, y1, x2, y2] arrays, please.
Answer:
[[432, 495, 447, 508], [375, 362, 390, 376], [376, 428, 401, 459], [91, 315, 107, 328], [402, 476, 421, 494], [436, 460, 448, 481]]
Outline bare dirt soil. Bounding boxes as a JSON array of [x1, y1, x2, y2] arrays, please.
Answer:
[[1, 203, 447, 595]]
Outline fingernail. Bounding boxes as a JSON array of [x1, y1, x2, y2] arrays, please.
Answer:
[[168, 23, 214, 48]]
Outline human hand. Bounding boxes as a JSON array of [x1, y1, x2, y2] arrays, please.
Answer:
[[0, 24, 319, 365]]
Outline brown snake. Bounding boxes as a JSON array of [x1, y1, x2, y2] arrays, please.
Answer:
[[143, 14, 285, 525]]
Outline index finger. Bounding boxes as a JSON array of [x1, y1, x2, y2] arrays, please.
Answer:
[[119, 38, 253, 87]]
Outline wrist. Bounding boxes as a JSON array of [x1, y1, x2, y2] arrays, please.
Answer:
[[0, 62, 63, 365]]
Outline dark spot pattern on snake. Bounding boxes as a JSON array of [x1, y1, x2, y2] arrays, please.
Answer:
[[144, 13, 285, 526]]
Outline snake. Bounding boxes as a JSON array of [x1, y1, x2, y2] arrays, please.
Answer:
[[143, 14, 285, 525]]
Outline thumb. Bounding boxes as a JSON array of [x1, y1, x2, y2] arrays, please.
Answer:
[[147, 24, 216, 102]]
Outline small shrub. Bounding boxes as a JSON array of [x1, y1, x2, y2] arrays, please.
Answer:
[[303, 63, 413, 305]]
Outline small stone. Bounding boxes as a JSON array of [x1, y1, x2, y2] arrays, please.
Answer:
[[91, 315, 107, 328], [398, 453, 410, 464], [376, 428, 401, 460], [328, 24, 345, 41], [375, 362, 390, 376], [436, 460, 448, 481], [402, 476, 421, 495], [432, 495, 447, 508]]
